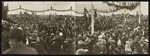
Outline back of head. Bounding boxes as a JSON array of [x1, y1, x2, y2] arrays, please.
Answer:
[[9, 27, 26, 42], [29, 34, 39, 42]]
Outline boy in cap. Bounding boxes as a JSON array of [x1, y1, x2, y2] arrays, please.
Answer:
[[2, 27, 37, 54]]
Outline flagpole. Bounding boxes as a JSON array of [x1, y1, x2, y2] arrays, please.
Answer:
[[138, 2, 141, 24], [74, 16, 76, 54], [50, 6, 52, 20], [124, 9, 126, 23], [70, 7, 72, 16], [123, 2, 127, 23], [51, 6, 52, 15], [91, 2, 94, 34], [74, 2, 76, 54], [19, 5, 22, 19]]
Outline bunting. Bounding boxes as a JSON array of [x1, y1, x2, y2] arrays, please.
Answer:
[[9, 7, 121, 14], [8, 2, 140, 15], [104, 2, 140, 11], [97, 7, 120, 13], [8, 8, 20, 11]]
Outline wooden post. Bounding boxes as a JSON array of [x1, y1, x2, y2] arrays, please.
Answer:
[[138, 2, 141, 24], [91, 2, 95, 34], [70, 7, 72, 16], [123, 2, 127, 23], [51, 6, 52, 15], [124, 8, 126, 23], [19, 5, 22, 19]]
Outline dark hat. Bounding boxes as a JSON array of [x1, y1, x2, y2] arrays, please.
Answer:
[[9, 27, 26, 40], [29, 34, 38, 40]]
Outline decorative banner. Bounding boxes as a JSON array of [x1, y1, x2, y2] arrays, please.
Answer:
[[97, 6, 123, 13], [9, 7, 118, 14], [72, 10, 83, 14], [9, 7, 72, 13], [8, 8, 20, 11], [52, 8, 71, 12], [8, 2, 139, 14], [104, 2, 140, 11]]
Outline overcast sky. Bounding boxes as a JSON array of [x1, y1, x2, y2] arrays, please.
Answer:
[[4, 1, 148, 16]]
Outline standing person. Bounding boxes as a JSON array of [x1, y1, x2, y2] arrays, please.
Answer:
[[131, 36, 141, 54], [114, 41, 125, 54], [132, 47, 138, 54], [51, 35, 62, 54], [138, 37, 148, 54], [108, 40, 116, 54], [61, 39, 72, 54], [2, 28, 37, 54], [125, 41, 132, 54], [27, 34, 48, 54], [93, 36, 107, 54], [2, 25, 10, 52], [85, 37, 95, 54], [38, 30, 49, 53]]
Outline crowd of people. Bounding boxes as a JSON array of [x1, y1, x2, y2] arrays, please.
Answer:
[[75, 14, 148, 54], [2, 14, 149, 54]]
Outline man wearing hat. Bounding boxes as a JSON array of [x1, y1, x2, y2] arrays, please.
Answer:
[[61, 38, 73, 54], [27, 33, 48, 54], [2, 27, 37, 54]]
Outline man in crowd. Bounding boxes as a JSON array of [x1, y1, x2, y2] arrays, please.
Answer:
[[2, 24, 11, 52], [27, 33, 48, 54], [93, 35, 107, 54], [2, 27, 38, 54], [61, 38, 74, 54]]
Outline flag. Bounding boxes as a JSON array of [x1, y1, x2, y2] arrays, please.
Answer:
[[83, 8, 89, 19], [136, 11, 139, 18], [94, 9, 97, 17], [83, 8, 91, 31]]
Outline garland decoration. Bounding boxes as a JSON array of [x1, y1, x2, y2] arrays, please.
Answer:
[[8, 2, 140, 14]]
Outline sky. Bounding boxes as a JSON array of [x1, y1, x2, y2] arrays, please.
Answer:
[[4, 1, 148, 16]]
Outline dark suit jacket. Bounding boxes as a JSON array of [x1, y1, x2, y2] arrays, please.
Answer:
[[2, 43, 37, 54], [28, 43, 48, 54]]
